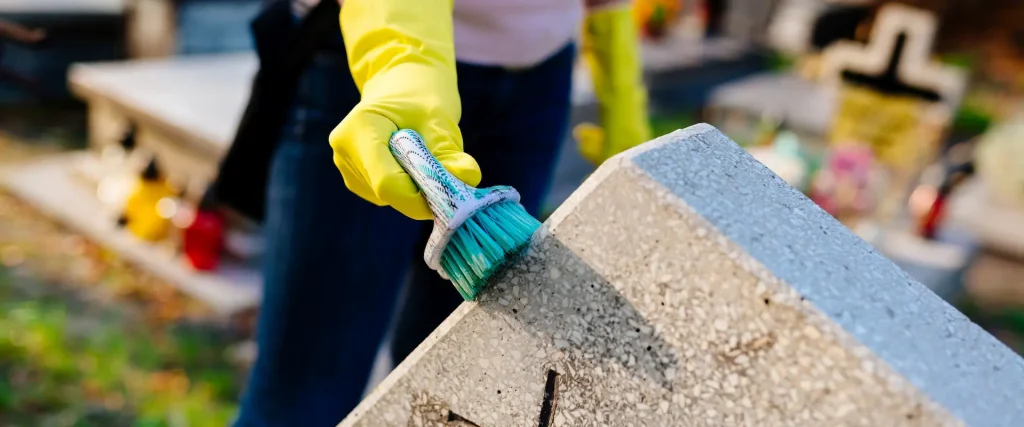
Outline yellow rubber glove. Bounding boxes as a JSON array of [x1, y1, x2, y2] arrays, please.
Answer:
[[577, 3, 652, 165], [329, 0, 481, 220]]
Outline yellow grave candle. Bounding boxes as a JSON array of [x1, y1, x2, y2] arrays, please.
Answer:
[[829, 84, 935, 171], [121, 158, 176, 241]]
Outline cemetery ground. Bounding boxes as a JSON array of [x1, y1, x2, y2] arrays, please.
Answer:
[[0, 129, 252, 427]]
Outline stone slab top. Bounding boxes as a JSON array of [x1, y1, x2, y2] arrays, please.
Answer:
[[68, 53, 257, 157], [630, 124, 1024, 427]]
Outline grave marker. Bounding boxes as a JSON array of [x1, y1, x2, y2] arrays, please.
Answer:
[[819, 3, 965, 108], [819, 3, 966, 223], [818, 3, 966, 159], [339, 124, 1024, 427]]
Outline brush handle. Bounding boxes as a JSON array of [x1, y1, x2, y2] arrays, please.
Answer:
[[389, 129, 522, 277], [387, 129, 474, 228]]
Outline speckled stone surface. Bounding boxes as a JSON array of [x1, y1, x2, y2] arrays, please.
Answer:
[[339, 124, 1024, 427]]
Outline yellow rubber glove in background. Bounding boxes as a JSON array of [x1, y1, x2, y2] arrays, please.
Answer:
[[330, 0, 481, 220], [577, 4, 652, 165]]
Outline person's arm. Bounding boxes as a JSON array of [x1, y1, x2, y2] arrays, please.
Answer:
[[576, 0, 651, 166], [329, 0, 481, 220]]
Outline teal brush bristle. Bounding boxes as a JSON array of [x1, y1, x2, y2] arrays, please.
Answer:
[[440, 201, 541, 300]]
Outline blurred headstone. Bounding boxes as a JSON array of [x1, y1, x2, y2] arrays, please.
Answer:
[[819, 3, 966, 222]]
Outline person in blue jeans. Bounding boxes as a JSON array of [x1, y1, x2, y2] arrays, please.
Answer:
[[235, 0, 649, 425]]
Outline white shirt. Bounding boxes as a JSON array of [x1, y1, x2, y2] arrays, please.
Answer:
[[293, 0, 620, 68], [451, 0, 582, 68]]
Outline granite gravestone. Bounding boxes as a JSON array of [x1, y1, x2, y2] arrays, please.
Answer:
[[340, 124, 1024, 427]]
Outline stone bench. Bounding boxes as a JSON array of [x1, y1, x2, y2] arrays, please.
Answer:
[[0, 54, 262, 316], [68, 53, 256, 198], [340, 124, 1024, 427]]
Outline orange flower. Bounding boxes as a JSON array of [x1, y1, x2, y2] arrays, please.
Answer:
[[633, 0, 683, 39]]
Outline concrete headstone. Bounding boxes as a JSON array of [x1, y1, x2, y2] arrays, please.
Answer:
[[340, 124, 1024, 427]]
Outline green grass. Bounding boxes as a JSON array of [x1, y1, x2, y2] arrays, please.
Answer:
[[650, 111, 696, 138], [766, 51, 798, 72], [952, 103, 994, 136], [0, 268, 241, 427], [938, 53, 976, 72], [955, 297, 1024, 354]]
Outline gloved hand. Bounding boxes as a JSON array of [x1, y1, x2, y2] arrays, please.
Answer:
[[577, 3, 652, 166], [329, 0, 481, 220]]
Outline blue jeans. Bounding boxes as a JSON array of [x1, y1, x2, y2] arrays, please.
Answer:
[[234, 43, 574, 426]]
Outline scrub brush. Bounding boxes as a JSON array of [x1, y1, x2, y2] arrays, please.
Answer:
[[389, 129, 541, 300]]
